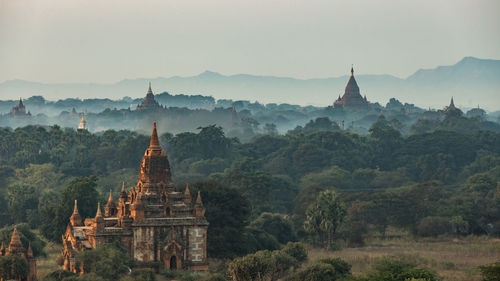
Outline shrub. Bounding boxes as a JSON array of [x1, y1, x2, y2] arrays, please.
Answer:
[[284, 257, 351, 281], [478, 262, 500, 281], [417, 216, 451, 237]]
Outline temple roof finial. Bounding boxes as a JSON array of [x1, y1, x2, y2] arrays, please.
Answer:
[[196, 191, 203, 205], [73, 200, 79, 215], [450, 97, 455, 107], [150, 121, 160, 148], [147, 82, 153, 95], [107, 189, 114, 203], [9, 227, 23, 249], [351, 65, 354, 76], [95, 202, 103, 218]]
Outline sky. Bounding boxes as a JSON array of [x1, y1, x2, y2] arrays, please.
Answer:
[[1, 0, 499, 83]]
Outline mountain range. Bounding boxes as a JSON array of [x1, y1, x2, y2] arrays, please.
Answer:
[[1, 57, 499, 110]]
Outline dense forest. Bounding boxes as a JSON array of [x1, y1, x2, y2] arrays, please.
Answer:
[[0, 106, 499, 280]]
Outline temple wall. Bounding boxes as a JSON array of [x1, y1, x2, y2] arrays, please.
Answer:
[[188, 226, 207, 269], [133, 227, 155, 262]]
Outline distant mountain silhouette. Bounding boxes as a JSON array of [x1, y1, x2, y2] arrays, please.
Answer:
[[1, 57, 499, 109]]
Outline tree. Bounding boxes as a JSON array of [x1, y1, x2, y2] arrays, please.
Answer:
[[40, 176, 100, 242], [76, 243, 133, 281], [189, 181, 251, 258], [284, 257, 351, 281], [250, 213, 296, 245], [0, 255, 29, 281], [228, 243, 307, 281], [363, 256, 440, 281], [304, 190, 346, 248]]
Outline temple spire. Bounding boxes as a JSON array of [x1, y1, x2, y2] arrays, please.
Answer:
[[9, 227, 23, 249], [95, 202, 103, 218], [195, 191, 203, 206], [450, 97, 455, 108], [351, 65, 354, 76], [184, 184, 192, 204], [147, 82, 153, 95], [150, 121, 160, 148], [27, 242, 34, 257], [107, 189, 114, 203], [70, 200, 82, 226], [73, 200, 79, 215], [121, 182, 126, 193]]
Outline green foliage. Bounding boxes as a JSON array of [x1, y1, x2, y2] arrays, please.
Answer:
[[361, 256, 441, 281], [189, 180, 251, 258], [76, 243, 134, 281], [478, 262, 500, 281], [249, 213, 297, 244], [284, 257, 351, 281], [416, 217, 451, 237], [0, 254, 29, 281], [40, 176, 100, 242], [228, 243, 307, 281], [304, 190, 346, 248], [39, 269, 77, 281]]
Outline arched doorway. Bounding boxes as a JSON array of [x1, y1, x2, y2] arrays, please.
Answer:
[[163, 241, 183, 270], [170, 256, 177, 269]]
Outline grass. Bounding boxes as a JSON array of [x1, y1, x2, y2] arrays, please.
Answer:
[[308, 235, 500, 281], [37, 241, 63, 279], [36, 234, 500, 281]]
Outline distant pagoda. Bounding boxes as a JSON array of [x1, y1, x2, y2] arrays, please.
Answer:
[[78, 112, 87, 130], [444, 97, 457, 112], [136, 82, 163, 111], [334, 66, 370, 110], [10, 98, 32, 117]]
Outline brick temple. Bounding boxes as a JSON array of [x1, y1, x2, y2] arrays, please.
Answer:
[[0, 227, 37, 281], [136, 82, 163, 111], [334, 67, 370, 110], [62, 122, 209, 273]]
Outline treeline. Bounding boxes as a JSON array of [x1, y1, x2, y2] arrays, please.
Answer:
[[0, 110, 499, 257]]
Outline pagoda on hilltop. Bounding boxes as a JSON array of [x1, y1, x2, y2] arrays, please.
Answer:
[[136, 82, 163, 111], [77, 112, 88, 130], [0, 227, 37, 281], [10, 98, 32, 117], [334, 66, 370, 110], [62, 122, 209, 273]]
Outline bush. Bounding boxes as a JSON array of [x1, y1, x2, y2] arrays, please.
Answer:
[[40, 269, 76, 281], [365, 256, 441, 281], [284, 257, 351, 281], [417, 216, 451, 237], [478, 262, 500, 281]]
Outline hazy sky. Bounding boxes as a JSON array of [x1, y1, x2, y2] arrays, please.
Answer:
[[1, 0, 499, 83]]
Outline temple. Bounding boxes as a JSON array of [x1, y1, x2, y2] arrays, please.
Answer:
[[334, 67, 370, 110], [77, 112, 87, 130], [62, 122, 209, 274], [136, 82, 163, 111], [10, 98, 32, 117], [0, 227, 37, 281], [444, 97, 457, 112]]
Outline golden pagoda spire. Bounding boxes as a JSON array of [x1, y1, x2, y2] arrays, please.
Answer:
[[107, 189, 114, 203], [149, 121, 160, 148], [95, 202, 103, 218], [73, 200, 79, 215]]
